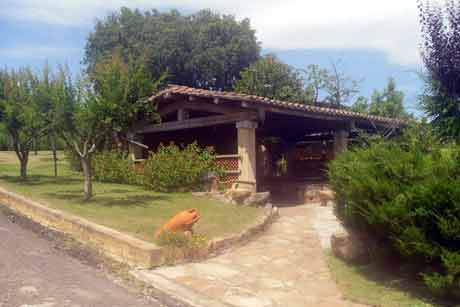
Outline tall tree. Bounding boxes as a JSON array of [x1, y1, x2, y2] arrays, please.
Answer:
[[303, 64, 330, 104], [419, 0, 460, 139], [324, 60, 361, 107], [351, 96, 369, 113], [91, 52, 164, 148], [34, 63, 60, 176], [0, 68, 49, 179], [85, 8, 260, 91], [234, 54, 309, 103], [368, 78, 408, 118], [350, 79, 409, 118]]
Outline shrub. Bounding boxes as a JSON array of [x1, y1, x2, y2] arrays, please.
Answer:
[[156, 231, 208, 264], [328, 126, 460, 298], [156, 231, 207, 249], [93, 149, 139, 184], [143, 142, 221, 192]]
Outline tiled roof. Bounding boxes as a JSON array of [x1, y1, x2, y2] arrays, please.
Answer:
[[151, 85, 406, 126]]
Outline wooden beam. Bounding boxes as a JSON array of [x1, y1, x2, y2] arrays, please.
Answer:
[[158, 100, 241, 117], [177, 108, 189, 121], [137, 112, 258, 134]]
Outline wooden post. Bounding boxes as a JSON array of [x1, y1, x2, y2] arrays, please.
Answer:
[[236, 120, 258, 192], [333, 130, 349, 158]]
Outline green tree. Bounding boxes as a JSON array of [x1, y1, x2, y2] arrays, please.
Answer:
[[368, 78, 408, 118], [91, 52, 164, 148], [419, 0, 460, 140], [84, 8, 260, 91], [325, 60, 361, 107], [0, 68, 49, 179], [53, 55, 162, 200], [350, 96, 369, 113], [303, 64, 330, 104], [234, 54, 308, 103], [34, 63, 60, 176]]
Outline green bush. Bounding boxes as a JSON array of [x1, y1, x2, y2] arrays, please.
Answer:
[[143, 142, 221, 192], [93, 149, 139, 184], [328, 126, 460, 298]]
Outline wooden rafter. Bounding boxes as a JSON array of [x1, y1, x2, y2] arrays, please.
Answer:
[[137, 112, 258, 134], [158, 99, 240, 117]]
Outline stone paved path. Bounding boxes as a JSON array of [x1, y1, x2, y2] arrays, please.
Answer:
[[133, 204, 362, 307]]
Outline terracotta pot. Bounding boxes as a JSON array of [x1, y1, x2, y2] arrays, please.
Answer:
[[156, 208, 201, 237]]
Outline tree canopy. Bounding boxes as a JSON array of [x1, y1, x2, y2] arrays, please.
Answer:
[[234, 54, 309, 103], [53, 55, 163, 200], [85, 8, 260, 91], [350, 78, 409, 119], [419, 0, 460, 140], [0, 67, 50, 179]]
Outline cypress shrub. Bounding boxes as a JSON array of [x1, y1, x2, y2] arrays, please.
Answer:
[[328, 126, 460, 298]]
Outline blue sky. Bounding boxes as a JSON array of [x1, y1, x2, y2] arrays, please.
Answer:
[[0, 0, 423, 113]]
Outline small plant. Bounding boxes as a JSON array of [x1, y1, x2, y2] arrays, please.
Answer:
[[93, 149, 139, 184], [156, 231, 207, 249], [156, 231, 208, 264], [143, 142, 222, 192]]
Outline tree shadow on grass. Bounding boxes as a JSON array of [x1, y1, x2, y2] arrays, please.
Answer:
[[46, 189, 172, 208], [0, 175, 82, 186], [336, 254, 452, 307]]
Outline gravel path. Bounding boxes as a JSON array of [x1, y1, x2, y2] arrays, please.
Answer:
[[0, 207, 163, 307]]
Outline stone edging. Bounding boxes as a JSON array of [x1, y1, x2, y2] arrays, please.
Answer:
[[0, 186, 162, 268], [0, 186, 278, 269]]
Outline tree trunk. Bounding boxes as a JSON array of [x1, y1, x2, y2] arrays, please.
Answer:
[[81, 156, 93, 200], [19, 155, 28, 180], [51, 136, 58, 177]]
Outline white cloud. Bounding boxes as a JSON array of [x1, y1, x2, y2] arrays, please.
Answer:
[[1, 0, 422, 65], [0, 46, 81, 60]]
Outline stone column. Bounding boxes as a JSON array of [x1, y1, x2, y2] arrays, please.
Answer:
[[333, 130, 349, 158], [127, 132, 144, 161], [236, 120, 258, 192]]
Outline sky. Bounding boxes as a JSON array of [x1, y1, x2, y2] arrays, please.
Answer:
[[0, 0, 424, 113]]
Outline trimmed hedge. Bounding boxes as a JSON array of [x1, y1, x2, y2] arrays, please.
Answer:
[[328, 126, 460, 298]]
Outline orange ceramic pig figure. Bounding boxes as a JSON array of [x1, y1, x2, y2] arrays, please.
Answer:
[[155, 208, 201, 238]]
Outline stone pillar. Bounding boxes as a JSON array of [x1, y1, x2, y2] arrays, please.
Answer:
[[333, 130, 349, 158], [127, 133, 144, 161], [236, 120, 258, 192]]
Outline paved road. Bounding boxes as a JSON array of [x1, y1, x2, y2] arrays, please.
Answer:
[[0, 209, 162, 307]]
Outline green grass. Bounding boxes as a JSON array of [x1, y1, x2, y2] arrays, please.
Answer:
[[0, 151, 262, 244], [326, 252, 446, 307]]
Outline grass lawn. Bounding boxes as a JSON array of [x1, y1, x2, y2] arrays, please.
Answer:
[[0, 151, 262, 244], [326, 252, 446, 307]]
